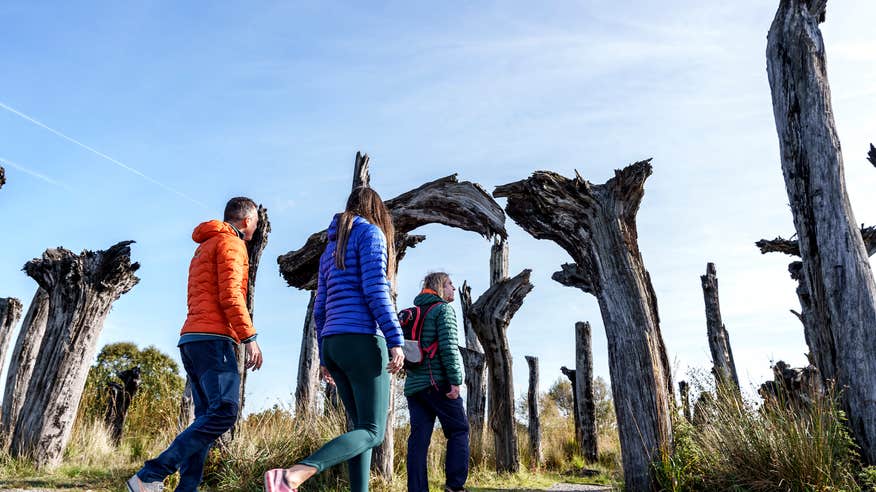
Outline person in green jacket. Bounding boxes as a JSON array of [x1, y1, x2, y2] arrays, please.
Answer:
[[405, 272, 469, 492]]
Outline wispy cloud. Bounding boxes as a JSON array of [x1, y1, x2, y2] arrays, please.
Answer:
[[0, 100, 208, 209], [0, 157, 73, 191]]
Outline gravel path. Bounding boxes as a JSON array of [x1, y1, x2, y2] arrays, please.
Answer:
[[547, 484, 613, 491]]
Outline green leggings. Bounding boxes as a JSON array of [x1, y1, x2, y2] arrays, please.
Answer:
[[299, 334, 389, 492]]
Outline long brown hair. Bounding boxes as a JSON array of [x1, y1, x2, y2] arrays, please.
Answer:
[[335, 187, 397, 280]]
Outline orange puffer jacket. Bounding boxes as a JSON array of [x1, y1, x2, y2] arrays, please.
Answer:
[[180, 220, 256, 343]]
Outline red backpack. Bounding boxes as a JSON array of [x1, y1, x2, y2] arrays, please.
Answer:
[[399, 302, 443, 369]]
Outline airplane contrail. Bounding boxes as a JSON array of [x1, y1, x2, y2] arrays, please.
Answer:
[[0, 100, 207, 208], [0, 157, 73, 191]]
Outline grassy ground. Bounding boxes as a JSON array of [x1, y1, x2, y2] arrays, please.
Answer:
[[0, 403, 620, 492]]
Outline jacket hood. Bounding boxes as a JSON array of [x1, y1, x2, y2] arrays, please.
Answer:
[[192, 220, 239, 244], [414, 292, 445, 307], [327, 214, 369, 241]]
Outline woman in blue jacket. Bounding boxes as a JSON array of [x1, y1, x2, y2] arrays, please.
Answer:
[[265, 187, 406, 492]]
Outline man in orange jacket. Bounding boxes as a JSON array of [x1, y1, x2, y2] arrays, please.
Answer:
[[128, 197, 264, 492]]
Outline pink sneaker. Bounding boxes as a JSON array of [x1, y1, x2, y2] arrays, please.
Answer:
[[264, 468, 296, 492]]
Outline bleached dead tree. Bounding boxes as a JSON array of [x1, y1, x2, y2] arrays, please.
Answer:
[[701, 263, 740, 392], [10, 241, 139, 468], [278, 152, 506, 478], [575, 322, 598, 463], [0, 298, 23, 385], [767, 0, 876, 464], [496, 161, 673, 490], [1, 289, 49, 447]]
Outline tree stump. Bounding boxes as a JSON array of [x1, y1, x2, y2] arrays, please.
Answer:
[[1, 289, 49, 447], [295, 292, 320, 417], [104, 367, 141, 445], [179, 377, 195, 432], [575, 322, 598, 463], [767, 0, 876, 463], [10, 241, 139, 468], [701, 263, 740, 392], [459, 280, 487, 463], [678, 381, 692, 423], [0, 298, 23, 386], [496, 161, 673, 490], [468, 266, 533, 473], [560, 366, 582, 446], [525, 356, 541, 469]]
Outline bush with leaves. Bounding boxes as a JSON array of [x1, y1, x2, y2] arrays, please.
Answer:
[[77, 342, 185, 447]]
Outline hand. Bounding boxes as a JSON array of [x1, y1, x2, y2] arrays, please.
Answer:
[[387, 346, 405, 374], [446, 384, 460, 399], [321, 365, 334, 385], [245, 340, 263, 370]]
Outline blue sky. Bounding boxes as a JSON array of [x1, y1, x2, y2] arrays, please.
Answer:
[[1, 1, 874, 414]]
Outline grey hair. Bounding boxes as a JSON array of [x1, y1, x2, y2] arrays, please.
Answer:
[[224, 197, 258, 222]]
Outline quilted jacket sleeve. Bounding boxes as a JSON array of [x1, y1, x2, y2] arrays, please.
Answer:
[[314, 249, 329, 365], [357, 225, 404, 348], [217, 237, 256, 342], [436, 304, 464, 386]]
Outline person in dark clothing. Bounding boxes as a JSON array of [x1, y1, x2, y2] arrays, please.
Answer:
[[264, 187, 405, 492], [405, 272, 469, 492]]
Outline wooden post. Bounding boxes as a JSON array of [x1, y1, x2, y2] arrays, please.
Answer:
[[678, 381, 692, 423], [104, 367, 141, 445], [10, 242, 139, 468], [295, 292, 320, 417], [700, 263, 740, 392], [767, 0, 876, 463], [575, 322, 598, 462], [496, 161, 674, 490], [525, 356, 541, 469], [459, 281, 488, 463], [0, 298, 23, 385], [1, 289, 49, 447]]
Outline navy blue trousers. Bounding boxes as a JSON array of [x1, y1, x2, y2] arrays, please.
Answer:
[[138, 340, 240, 491], [406, 385, 470, 492]]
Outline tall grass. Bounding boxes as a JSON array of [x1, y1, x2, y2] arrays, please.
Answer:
[[655, 384, 862, 491]]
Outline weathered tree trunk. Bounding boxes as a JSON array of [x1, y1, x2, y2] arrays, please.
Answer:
[[525, 356, 541, 469], [496, 161, 673, 490], [104, 367, 141, 445], [0, 166, 5, 189], [1, 289, 49, 447], [756, 227, 876, 381], [10, 241, 139, 468], [758, 360, 824, 408], [179, 377, 195, 431], [561, 366, 582, 446], [468, 265, 533, 473], [678, 381, 692, 423], [0, 298, 23, 386], [459, 285, 487, 463], [575, 322, 598, 463], [700, 263, 740, 392], [295, 292, 321, 417], [767, 0, 876, 464], [278, 152, 507, 479], [867, 144, 875, 168]]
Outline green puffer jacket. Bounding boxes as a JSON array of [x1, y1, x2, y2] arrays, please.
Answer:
[[403, 292, 464, 396]]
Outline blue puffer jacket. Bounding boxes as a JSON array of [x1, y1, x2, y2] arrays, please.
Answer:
[[313, 214, 404, 364]]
